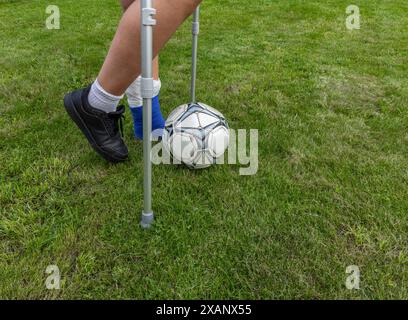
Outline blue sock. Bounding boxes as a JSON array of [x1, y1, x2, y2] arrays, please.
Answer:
[[130, 95, 165, 140]]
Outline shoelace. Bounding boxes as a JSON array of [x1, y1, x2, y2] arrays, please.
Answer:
[[106, 106, 125, 138]]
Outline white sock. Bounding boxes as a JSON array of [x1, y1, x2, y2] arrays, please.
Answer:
[[126, 76, 162, 108], [88, 79, 124, 113]]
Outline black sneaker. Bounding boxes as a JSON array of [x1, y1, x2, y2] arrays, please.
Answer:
[[64, 85, 128, 163]]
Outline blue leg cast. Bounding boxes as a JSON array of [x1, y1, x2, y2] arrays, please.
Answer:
[[130, 95, 165, 140]]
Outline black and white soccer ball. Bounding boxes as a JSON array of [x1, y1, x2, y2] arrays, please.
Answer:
[[163, 102, 229, 169]]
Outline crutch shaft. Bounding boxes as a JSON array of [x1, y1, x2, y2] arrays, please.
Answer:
[[190, 6, 200, 103], [140, 0, 155, 228]]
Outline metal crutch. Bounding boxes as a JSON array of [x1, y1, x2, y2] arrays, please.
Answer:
[[140, 0, 156, 229]]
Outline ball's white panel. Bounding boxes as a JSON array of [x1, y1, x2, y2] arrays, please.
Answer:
[[165, 104, 188, 126], [197, 111, 219, 128], [177, 113, 200, 128], [170, 132, 198, 164], [162, 130, 172, 154], [162, 143, 172, 159], [198, 102, 225, 119], [207, 126, 230, 158]]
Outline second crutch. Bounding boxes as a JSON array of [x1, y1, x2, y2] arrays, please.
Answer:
[[190, 6, 200, 103]]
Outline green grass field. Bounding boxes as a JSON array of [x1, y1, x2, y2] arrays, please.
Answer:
[[1, 0, 407, 299]]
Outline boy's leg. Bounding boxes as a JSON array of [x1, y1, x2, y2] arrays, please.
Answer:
[[64, 0, 202, 162], [120, 0, 159, 82], [121, 0, 165, 140], [99, 0, 201, 95]]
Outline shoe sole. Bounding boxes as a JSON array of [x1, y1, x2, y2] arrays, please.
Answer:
[[64, 93, 127, 163]]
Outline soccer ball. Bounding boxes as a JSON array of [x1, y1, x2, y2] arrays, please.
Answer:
[[162, 102, 229, 169]]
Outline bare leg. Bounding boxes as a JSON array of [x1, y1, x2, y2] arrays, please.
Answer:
[[120, 0, 159, 80], [153, 57, 159, 80], [100, 0, 201, 95]]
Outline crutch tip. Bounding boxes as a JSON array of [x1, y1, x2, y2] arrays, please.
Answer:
[[140, 211, 154, 229]]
